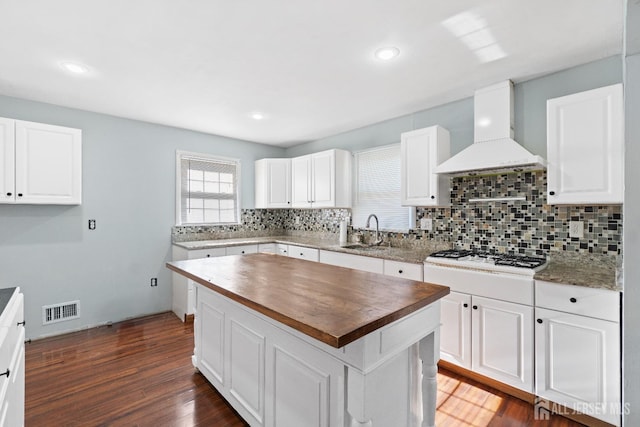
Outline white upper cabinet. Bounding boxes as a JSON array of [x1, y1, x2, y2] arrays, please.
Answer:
[[255, 158, 291, 208], [1, 118, 82, 205], [546, 84, 623, 204], [291, 149, 351, 208], [0, 117, 15, 203], [400, 125, 450, 206]]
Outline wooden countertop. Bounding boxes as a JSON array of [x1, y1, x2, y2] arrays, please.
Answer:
[[167, 253, 449, 348]]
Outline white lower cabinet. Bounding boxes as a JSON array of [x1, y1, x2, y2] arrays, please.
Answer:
[[383, 260, 423, 281], [439, 291, 533, 392], [534, 281, 621, 426], [439, 292, 471, 369], [286, 245, 319, 262], [319, 250, 384, 274], [0, 288, 25, 427], [472, 296, 533, 392]]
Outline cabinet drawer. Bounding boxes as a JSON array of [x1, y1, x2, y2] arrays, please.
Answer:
[[535, 280, 619, 322], [288, 245, 319, 262], [188, 248, 226, 259], [257, 243, 276, 253], [383, 260, 423, 281], [319, 250, 384, 274], [226, 244, 258, 256]]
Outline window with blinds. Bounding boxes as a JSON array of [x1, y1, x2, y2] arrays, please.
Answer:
[[176, 151, 241, 225], [352, 144, 415, 231]]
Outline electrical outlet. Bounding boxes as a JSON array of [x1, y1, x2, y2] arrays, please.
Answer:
[[420, 218, 433, 231], [88, 219, 96, 230], [569, 221, 584, 238], [150, 278, 158, 287]]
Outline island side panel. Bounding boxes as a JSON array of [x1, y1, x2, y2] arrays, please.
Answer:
[[193, 282, 443, 427]]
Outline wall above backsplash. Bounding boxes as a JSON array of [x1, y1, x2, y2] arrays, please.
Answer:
[[172, 171, 622, 257]]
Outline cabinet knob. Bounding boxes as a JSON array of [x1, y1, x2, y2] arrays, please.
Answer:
[[569, 297, 577, 303], [17, 193, 23, 197], [17, 320, 25, 327], [206, 254, 211, 257], [472, 305, 478, 310], [537, 319, 543, 324], [241, 250, 245, 254], [398, 270, 403, 274], [549, 191, 556, 196], [463, 303, 468, 308], [287, 201, 290, 204], [300, 252, 304, 256], [0, 369, 8, 378], [430, 195, 435, 199], [6, 192, 11, 196]]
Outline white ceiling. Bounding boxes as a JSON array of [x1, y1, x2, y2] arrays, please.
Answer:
[[0, 0, 623, 147]]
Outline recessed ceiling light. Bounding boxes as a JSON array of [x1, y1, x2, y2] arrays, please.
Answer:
[[250, 112, 265, 120], [59, 61, 89, 74], [374, 46, 400, 61]]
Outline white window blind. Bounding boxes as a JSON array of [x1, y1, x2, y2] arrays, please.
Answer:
[[176, 151, 240, 225], [352, 144, 414, 231]]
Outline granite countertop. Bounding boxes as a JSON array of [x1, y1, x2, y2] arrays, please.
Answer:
[[534, 251, 622, 292], [173, 235, 453, 264]]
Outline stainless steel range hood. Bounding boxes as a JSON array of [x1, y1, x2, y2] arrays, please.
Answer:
[[435, 80, 545, 176]]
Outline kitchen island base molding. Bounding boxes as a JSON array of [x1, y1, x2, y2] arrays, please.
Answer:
[[194, 283, 441, 427]]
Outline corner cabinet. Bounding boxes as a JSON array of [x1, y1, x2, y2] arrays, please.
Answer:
[[0, 117, 82, 205], [546, 84, 623, 204], [291, 149, 351, 208], [400, 125, 450, 206], [255, 158, 291, 208]]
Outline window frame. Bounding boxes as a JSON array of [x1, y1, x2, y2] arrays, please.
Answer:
[[175, 150, 242, 226], [352, 143, 416, 232]]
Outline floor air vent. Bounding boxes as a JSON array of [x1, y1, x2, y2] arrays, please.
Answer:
[[42, 300, 80, 325]]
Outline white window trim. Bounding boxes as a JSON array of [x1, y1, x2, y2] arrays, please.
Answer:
[[175, 150, 242, 226]]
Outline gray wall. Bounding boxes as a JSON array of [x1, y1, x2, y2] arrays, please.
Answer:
[[624, 0, 640, 423], [0, 96, 284, 339], [285, 56, 622, 159]]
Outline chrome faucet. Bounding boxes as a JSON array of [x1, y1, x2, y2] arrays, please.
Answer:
[[365, 214, 384, 246]]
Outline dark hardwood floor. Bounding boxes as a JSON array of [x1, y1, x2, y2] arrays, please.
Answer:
[[25, 312, 585, 427]]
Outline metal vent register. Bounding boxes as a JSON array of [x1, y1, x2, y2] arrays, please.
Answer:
[[42, 300, 80, 325]]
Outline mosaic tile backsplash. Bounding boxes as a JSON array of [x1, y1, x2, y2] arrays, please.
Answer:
[[417, 171, 621, 257], [172, 171, 622, 257]]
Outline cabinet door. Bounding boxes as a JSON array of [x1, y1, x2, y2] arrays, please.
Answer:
[[310, 150, 335, 207], [291, 155, 312, 208], [472, 296, 533, 392], [256, 159, 291, 208], [547, 84, 623, 204], [440, 292, 472, 369], [400, 126, 450, 206], [535, 307, 620, 426], [267, 159, 291, 208], [15, 120, 82, 204], [0, 118, 15, 203]]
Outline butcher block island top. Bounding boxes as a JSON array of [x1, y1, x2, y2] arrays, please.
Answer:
[[167, 253, 449, 348]]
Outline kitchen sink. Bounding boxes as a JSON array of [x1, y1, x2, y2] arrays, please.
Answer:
[[341, 244, 388, 252]]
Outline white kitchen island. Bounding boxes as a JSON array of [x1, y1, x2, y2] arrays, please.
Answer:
[[167, 253, 449, 427]]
